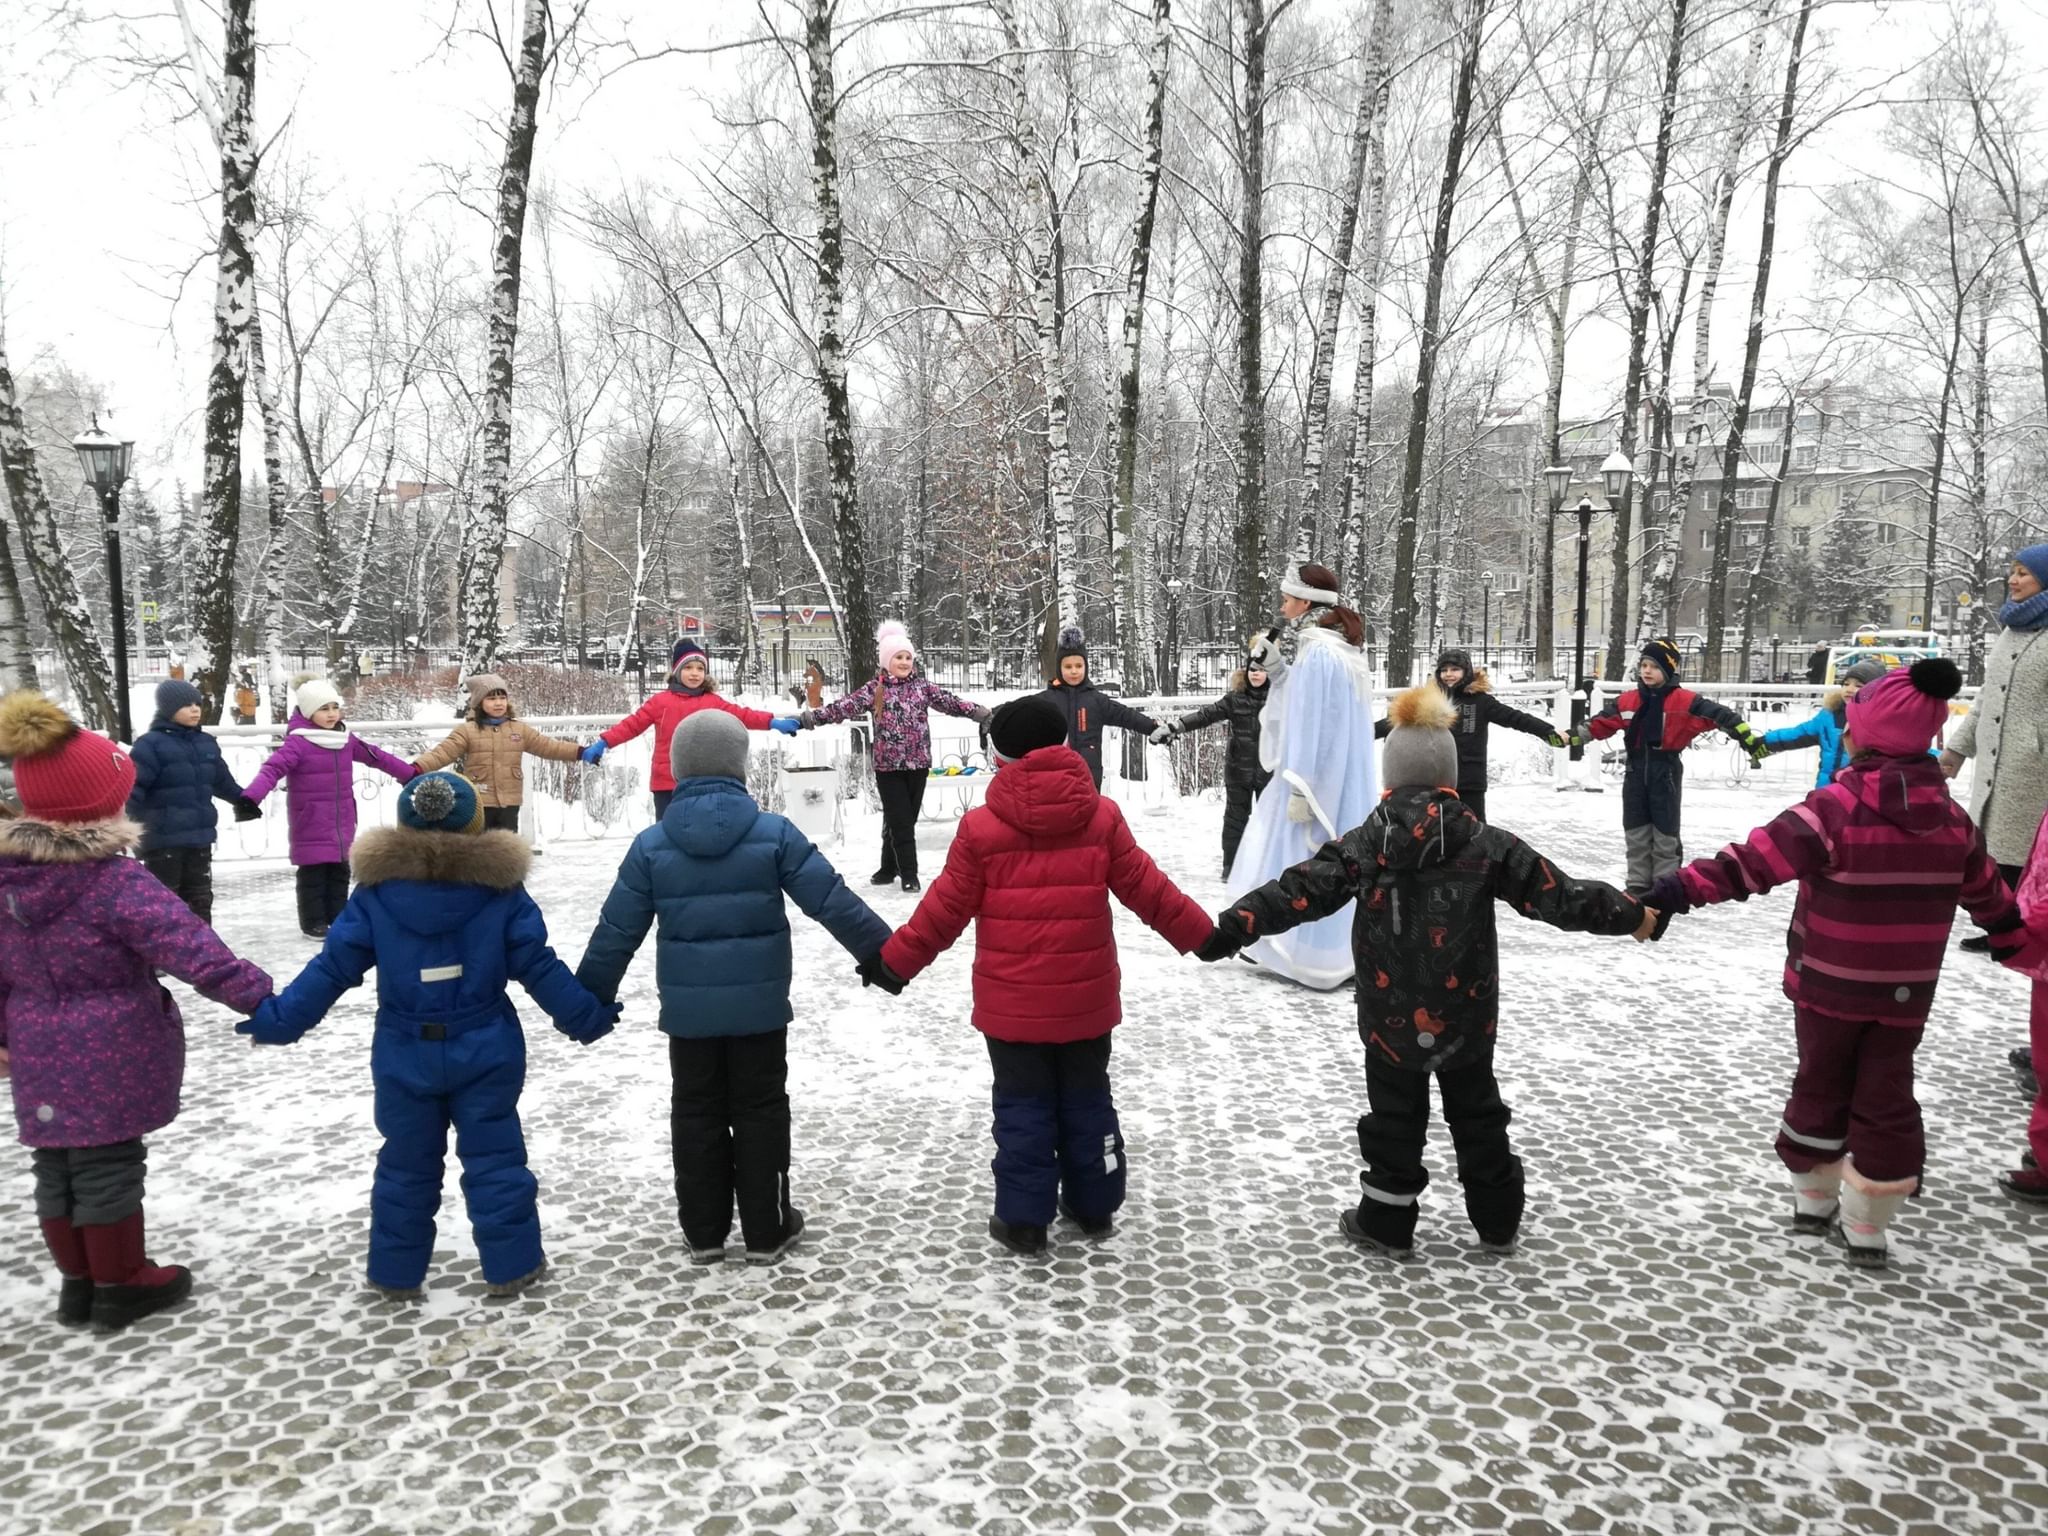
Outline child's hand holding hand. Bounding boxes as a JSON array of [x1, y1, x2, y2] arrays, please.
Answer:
[[580, 740, 608, 764], [1195, 920, 1247, 963], [556, 1001, 621, 1045], [857, 954, 908, 995], [232, 796, 263, 822], [236, 998, 304, 1047], [1633, 905, 1663, 943]]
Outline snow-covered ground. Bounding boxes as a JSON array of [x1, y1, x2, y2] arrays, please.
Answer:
[[4, 778, 2045, 1535]]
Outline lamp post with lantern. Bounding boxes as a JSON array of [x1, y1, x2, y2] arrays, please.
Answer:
[[1162, 577, 1185, 691], [72, 419, 135, 742], [1545, 452, 1632, 758], [1479, 570, 1494, 671]]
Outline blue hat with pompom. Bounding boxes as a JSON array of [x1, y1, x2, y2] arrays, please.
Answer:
[[397, 771, 484, 835]]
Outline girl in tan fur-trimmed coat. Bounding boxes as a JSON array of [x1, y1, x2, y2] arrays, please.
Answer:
[[411, 674, 592, 834]]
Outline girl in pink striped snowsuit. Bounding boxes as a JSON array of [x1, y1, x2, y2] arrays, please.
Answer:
[[1647, 659, 2028, 1267]]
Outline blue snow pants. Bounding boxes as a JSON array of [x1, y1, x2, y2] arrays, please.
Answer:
[[368, 1008, 540, 1290], [985, 1033, 1125, 1227]]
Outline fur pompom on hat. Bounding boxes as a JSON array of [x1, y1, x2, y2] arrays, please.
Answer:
[[1380, 684, 1461, 792], [1846, 656, 1961, 758], [876, 620, 916, 663], [295, 677, 343, 718], [1056, 625, 1088, 663], [0, 690, 137, 824], [396, 770, 485, 835]]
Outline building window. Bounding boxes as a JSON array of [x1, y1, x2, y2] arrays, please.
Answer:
[[1796, 410, 1819, 433], [1700, 528, 1714, 551], [1876, 522, 1901, 546], [1840, 445, 1861, 469], [1792, 526, 1811, 553], [1793, 444, 1817, 469], [1752, 407, 1786, 433], [1795, 484, 1814, 507]]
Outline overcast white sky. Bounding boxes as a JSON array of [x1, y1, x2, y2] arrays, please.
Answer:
[[3, 0, 2045, 501]]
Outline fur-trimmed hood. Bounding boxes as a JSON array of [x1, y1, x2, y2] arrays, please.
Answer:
[[1822, 686, 1846, 717], [351, 825, 532, 891], [1227, 668, 1271, 695], [0, 816, 141, 864]]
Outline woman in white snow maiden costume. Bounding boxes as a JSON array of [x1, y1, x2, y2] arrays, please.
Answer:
[[1225, 562, 1378, 989]]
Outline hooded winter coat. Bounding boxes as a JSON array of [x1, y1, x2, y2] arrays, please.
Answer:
[[1372, 655, 1556, 803], [251, 826, 612, 1044], [127, 715, 248, 849], [0, 817, 272, 1148], [244, 712, 417, 866], [1761, 692, 1850, 788], [412, 711, 583, 808], [1173, 672, 1271, 789], [1666, 754, 2019, 1025], [599, 685, 778, 793], [881, 745, 1213, 1043], [802, 672, 985, 772], [1221, 787, 1643, 1072], [1043, 674, 1160, 788], [576, 776, 890, 1037]]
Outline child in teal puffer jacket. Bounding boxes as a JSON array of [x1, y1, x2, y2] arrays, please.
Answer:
[[1760, 658, 1888, 787]]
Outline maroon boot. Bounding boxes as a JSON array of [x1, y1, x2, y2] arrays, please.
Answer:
[[78, 1209, 193, 1331], [38, 1217, 93, 1326]]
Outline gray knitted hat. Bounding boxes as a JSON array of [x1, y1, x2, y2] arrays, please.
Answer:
[[1839, 657, 1890, 688], [1381, 684, 1460, 792], [671, 709, 750, 784]]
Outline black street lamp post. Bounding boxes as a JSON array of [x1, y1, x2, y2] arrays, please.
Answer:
[[1163, 577, 1184, 691], [1479, 570, 1494, 671], [73, 419, 135, 742], [1545, 452, 1631, 762]]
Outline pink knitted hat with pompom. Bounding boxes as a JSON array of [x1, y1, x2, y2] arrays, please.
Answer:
[[876, 620, 915, 662]]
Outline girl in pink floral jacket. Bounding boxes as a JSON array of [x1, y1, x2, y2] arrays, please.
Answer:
[[799, 620, 990, 892]]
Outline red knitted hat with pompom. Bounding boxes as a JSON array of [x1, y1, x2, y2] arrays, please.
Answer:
[[0, 692, 137, 824]]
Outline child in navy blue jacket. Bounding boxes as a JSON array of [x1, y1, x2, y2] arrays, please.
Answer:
[[242, 771, 619, 1299], [577, 710, 891, 1266], [126, 679, 260, 922]]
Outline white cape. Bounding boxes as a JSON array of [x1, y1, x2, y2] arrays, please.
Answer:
[[1226, 625, 1379, 989]]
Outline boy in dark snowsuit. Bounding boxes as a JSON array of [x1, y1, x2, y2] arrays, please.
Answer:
[[1158, 656, 1271, 876], [1199, 685, 1654, 1255], [1044, 627, 1160, 789], [577, 711, 891, 1265], [241, 771, 619, 1298], [126, 678, 262, 922], [1566, 638, 1765, 895], [1372, 648, 1562, 822]]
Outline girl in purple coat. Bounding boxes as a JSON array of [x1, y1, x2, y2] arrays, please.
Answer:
[[798, 620, 990, 891], [245, 678, 416, 937], [0, 692, 272, 1331]]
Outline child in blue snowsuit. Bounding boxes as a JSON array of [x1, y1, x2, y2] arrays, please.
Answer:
[[126, 678, 261, 922], [1758, 657, 1888, 787], [576, 710, 891, 1266], [241, 771, 619, 1298]]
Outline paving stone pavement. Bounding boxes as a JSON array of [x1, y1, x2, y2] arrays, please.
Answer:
[[2, 782, 2046, 1536]]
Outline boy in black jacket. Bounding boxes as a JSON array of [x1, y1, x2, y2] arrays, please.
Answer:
[[1199, 685, 1655, 1256], [1156, 655, 1271, 876], [1372, 649, 1562, 822], [1044, 627, 1159, 789]]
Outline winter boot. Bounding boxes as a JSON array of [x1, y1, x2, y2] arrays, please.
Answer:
[[1340, 1203, 1417, 1259], [1057, 1194, 1113, 1238], [79, 1210, 193, 1331], [1790, 1160, 1844, 1236], [367, 1281, 424, 1301], [2012, 1046, 2038, 1098], [687, 1242, 727, 1266], [485, 1261, 547, 1298], [39, 1217, 93, 1326], [988, 1215, 1048, 1255], [746, 1208, 806, 1266], [1997, 1166, 2048, 1205], [1838, 1176, 1913, 1270]]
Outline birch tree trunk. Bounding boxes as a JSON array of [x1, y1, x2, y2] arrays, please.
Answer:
[[1231, 0, 1272, 631], [245, 314, 292, 720], [1602, 0, 1690, 679], [1336, 60, 1393, 600], [1700, 0, 1814, 682], [0, 506, 33, 691], [460, 0, 548, 678], [191, 0, 259, 712], [0, 342, 117, 726], [1644, 2, 1771, 639], [804, 0, 877, 683], [1112, 0, 1173, 691], [1296, 0, 1391, 565], [1386, 0, 1489, 687]]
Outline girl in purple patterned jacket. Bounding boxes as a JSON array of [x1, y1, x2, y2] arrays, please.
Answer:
[[799, 621, 990, 892], [0, 693, 272, 1332]]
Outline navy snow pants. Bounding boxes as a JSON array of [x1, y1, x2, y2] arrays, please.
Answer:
[[985, 1033, 1125, 1227], [368, 1014, 540, 1290], [1621, 753, 1685, 895]]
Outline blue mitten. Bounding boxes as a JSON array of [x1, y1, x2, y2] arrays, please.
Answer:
[[580, 740, 608, 764], [769, 717, 802, 736], [236, 997, 306, 1046]]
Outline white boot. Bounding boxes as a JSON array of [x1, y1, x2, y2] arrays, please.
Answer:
[[1838, 1169, 1915, 1269], [1790, 1160, 1843, 1235]]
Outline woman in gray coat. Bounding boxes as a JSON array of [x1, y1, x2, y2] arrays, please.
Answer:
[[1943, 546, 2048, 977]]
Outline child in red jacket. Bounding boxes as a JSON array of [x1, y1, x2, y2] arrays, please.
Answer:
[[864, 694, 1212, 1255], [584, 639, 801, 817], [1648, 659, 2027, 1267]]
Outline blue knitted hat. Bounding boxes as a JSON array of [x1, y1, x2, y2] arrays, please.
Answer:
[[397, 771, 484, 835], [2014, 544, 2048, 588], [154, 678, 204, 718]]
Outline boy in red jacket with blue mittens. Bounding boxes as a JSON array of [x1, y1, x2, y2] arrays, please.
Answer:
[[865, 694, 1212, 1255], [1648, 658, 2029, 1268]]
